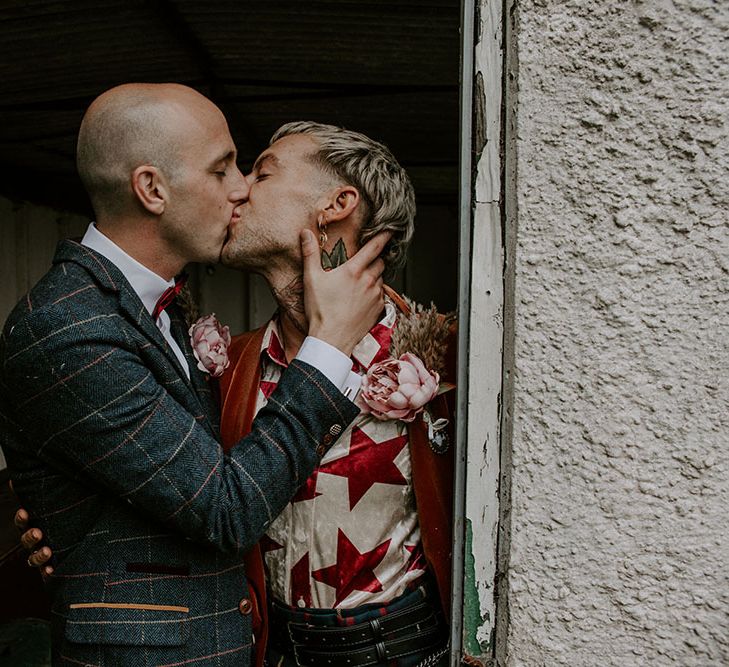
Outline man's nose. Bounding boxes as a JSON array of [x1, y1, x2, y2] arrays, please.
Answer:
[[229, 166, 249, 203]]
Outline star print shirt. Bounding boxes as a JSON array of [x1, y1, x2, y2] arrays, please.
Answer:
[[258, 298, 427, 609]]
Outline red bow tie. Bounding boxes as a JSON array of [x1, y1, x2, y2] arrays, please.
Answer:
[[152, 273, 188, 321]]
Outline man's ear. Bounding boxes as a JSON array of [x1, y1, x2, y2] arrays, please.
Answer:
[[131, 165, 167, 215], [320, 185, 360, 225]]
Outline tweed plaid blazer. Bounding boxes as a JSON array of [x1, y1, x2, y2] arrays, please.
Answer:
[[0, 239, 358, 667]]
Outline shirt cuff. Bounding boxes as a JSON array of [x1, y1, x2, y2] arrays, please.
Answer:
[[296, 336, 354, 396], [341, 371, 363, 402]]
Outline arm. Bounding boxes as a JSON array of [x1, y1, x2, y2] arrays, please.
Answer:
[[2, 233, 390, 556], [15, 229, 398, 573], [2, 309, 354, 555], [6, 232, 391, 564]]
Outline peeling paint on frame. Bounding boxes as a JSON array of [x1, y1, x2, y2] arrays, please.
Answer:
[[463, 519, 490, 656], [458, 0, 504, 662], [452, 0, 505, 664]]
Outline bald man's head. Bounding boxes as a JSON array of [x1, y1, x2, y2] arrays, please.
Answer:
[[76, 83, 221, 219]]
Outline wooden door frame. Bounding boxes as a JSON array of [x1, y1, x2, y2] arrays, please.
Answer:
[[450, 0, 508, 663]]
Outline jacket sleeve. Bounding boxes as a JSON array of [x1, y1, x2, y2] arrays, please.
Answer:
[[1, 302, 358, 554]]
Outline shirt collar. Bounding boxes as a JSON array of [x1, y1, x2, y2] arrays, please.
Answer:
[[260, 317, 289, 368], [81, 222, 175, 317], [350, 297, 397, 371], [259, 297, 398, 372]]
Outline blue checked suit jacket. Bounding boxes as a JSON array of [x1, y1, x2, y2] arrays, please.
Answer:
[[0, 239, 358, 666]]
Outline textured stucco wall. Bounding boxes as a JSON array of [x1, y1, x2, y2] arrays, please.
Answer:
[[505, 1, 728, 665]]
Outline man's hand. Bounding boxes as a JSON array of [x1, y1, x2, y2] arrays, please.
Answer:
[[14, 507, 54, 577], [302, 230, 390, 356]]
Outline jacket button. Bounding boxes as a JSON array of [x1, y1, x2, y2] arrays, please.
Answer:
[[329, 424, 343, 436], [239, 598, 253, 615], [323, 433, 333, 445], [316, 444, 326, 456]]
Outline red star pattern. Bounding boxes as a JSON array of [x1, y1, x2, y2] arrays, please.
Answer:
[[259, 380, 278, 400], [351, 322, 394, 373], [404, 544, 427, 573], [260, 534, 284, 554], [290, 552, 313, 607], [267, 330, 288, 366], [317, 427, 408, 509], [368, 322, 395, 366], [260, 329, 287, 398], [258, 306, 423, 608], [312, 530, 391, 607]]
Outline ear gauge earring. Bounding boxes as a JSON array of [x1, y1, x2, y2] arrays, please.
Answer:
[[317, 217, 328, 249]]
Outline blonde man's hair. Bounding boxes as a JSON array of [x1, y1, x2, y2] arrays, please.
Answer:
[[270, 121, 416, 271]]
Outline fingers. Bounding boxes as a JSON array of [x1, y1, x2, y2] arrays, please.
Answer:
[[20, 527, 43, 551], [300, 229, 320, 264], [14, 505, 54, 576], [29, 548, 54, 578], [14, 507, 29, 530], [346, 231, 392, 272], [366, 258, 386, 281], [360, 258, 386, 294], [301, 229, 325, 284], [27, 547, 52, 568]]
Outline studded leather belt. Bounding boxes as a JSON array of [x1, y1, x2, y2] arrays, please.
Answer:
[[270, 600, 448, 667]]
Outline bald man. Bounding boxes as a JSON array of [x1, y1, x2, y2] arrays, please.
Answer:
[[0, 84, 388, 667]]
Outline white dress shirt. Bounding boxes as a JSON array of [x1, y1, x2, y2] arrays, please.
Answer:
[[82, 223, 190, 378], [80, 223, 360, 398]]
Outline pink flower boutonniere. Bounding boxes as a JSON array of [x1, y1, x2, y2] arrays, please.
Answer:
[[189, 314, 231, 378], [358, 295, 456, 453], [358, 353, 440, 423]]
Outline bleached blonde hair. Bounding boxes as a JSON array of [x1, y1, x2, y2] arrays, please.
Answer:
[[270, 121, 416, 272]]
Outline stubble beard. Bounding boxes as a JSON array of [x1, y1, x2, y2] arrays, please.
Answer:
[[220, 232, 271, 271], [219, 220, 308, 335]]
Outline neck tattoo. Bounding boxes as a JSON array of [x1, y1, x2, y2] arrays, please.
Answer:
[[321, 238, 349, 270], [273, 274, 308, 337]]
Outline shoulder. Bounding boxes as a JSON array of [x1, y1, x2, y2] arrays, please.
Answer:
[[8, 255, 113, 319], [2, 266, 123, 365], [2, 302, 123, 371]]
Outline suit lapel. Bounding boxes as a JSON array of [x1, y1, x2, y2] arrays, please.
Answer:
[[168, 306, 219, 436], [53, 240, 216, 434], [116, 287, 191, 379]]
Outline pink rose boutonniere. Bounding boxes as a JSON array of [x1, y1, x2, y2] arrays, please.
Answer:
[[188, 314, 231, 378], [357, 295, 456, 453], [358, 353, 440, 423]]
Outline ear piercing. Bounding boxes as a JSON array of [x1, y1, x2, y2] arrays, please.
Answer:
[[317, 216, 328, 248]]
